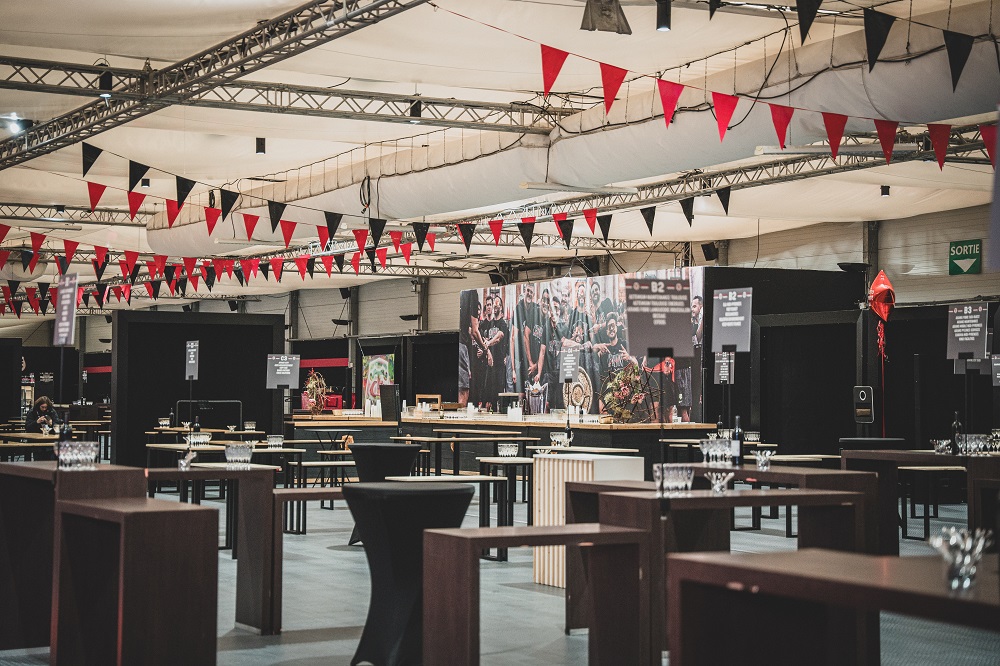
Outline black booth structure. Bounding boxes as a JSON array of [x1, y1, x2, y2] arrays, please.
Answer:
[[0, 338, 21, 421], [111, 311, 284, 467], [353, 332, 459, 409], [21, 346, 80, 405], [82, 351, 112, 404]]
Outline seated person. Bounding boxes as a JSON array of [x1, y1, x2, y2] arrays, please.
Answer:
[[24, 396, 62, 433]]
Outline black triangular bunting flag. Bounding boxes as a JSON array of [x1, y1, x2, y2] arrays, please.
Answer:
[[20, 252, 32, 272], [366, 248, 377, 272], [597, 214, 613, 243], [81, 292, 91, 307], [334, 253, 345, 273], [94, 284, 108, 308], [412, 222, 430, 251], [234, 268, 245, 286], [306, 257, 316, 278], [39, 298, 50, 315], [176, 176, 196, 208], [149, 280, 162, 299], [369, 218, 387, 249], [163, 265, 176, 283], [7, 280, 20, 296], [864, 9, 896, 72], [679, 198, 695, 226], [796, 0, 823, 44], [36, 282, 49, 299], [518, 222, 534, 252], [205, 267, 216, 292], [268, 201, 287, 233], [92, 258, 108, 282], [259, 263, 270, 280], [220, 189, 239, 221], [82, 142, 102, 178], [717, 187, 731, 215], [557, 218, 574, 249], [640, 206, 656, 235], [324, 212, 343, 244], [129, 264, 141, 285], [457, 224, 475, 252], [128, 161, 150, 192], [709, 0, 721, 19], [177, 278, 187, 297], [56, 256, 70, 275], [943, 30, 974, 91], [11, 300, 23, 317]]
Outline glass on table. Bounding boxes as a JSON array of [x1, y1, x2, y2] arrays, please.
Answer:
[[929, 527, 993, 590], [752, 450, 773, 470], [705, 471, 735, 494]]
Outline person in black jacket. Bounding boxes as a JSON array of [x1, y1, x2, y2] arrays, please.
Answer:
[[24, 396, 61, 433]]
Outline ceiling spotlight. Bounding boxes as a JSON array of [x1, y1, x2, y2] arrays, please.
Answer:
[[256, 137, 266, 154], [399, 313, 421, 322], [331, 317, 351, 325], [655, 0, 671, 31], [97, 64, 113, 99], [880, 185, 890, 197], [141, 178, 150, 188], [227, 300, 239, 312], [409, 100, 422, 124], [7, 119, 33, 134], [55, 205, 66, 214]]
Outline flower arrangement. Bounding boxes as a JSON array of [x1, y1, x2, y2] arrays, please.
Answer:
[[601, 363, 655, 423], [304, 369, 328, 416]]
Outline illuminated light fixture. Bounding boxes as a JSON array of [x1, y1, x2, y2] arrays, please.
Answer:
[[141, 178, 150, 188], [97, 64, 113, 99], [256, 137, 266, 154], [656, 0, 671, 31], [881, 185, 890, 197], [7, 118, 33, 133], [409, 100, 422, 124]]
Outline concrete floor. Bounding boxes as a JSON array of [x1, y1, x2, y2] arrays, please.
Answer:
[[2, 486, 999, 665]]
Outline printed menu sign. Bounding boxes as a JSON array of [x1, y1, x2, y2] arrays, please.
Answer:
[[714, 352, 734, 384], [560, 349, 580, 383], [993, 356, 1000, 386], [711, 288, 753, 353], [185, 340, 199, 380], [52, 273, 78, 347], [625, 277, 693, 359], [946, 302, 989, 360], [266, 354, 300, 389]]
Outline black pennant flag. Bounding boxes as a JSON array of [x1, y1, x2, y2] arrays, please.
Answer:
[[717, 187, 731, 215], [640, 206, 656, 235], [20, 252, 32, 272], [457, 224, 476, 252], [36, 282, 49, 300], [56, 256, 70, 275], [149, 280, 162, 299], [11, 300, 22, 318], [129, 264, 141, 285], [176, 278, 187, 297], [864, 9, 896, 72], [518, 222, 534, 252], [268, 200, 287, 233], [557, 218, 574, 248], [39, 298, 50, 315], [709, 0, 721, 19], [92, 258, 108, 281], [234, 268, 245, 286], [333, 253, 345, 273], [176, 176, 196, 209], [943, 30, 974, 91], [324, 212, 343, 243], [128, 161, 150, 192], [369, 218, 387, 248], [796, 0, 823, 44], [220, 189, 239, 220], [306, 257, 316, 278], [163, 264, 177, 284], [597, 214, 613, 243], [7, 280, 20, 296], [81, 292, 91, 307], [259, 262, 270, 281], [94, 284, 108, 308], [412, 222, 430, 251], [205, 267, 216, 292], [679, 198, 695, 225], [82, 142, 102, 178], [366, 248, 377, 272]]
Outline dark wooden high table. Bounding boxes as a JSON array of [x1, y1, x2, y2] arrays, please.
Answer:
[[0, 462, 145, 650], [841, 449, 1000, 555], [667, 549, 1000, 666]]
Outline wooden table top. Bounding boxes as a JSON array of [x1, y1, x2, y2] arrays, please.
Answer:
[[384, 474, 506, 483], [432, 428, 526, 436], [476, 456, 534, 464], [0, 441, 60, 448], [527, 445, 639, 454], [316, 450, 354, 456], [248, 447, 306, 455], [605, 487, 865, 510], [393, 435, 540, 443], [1, 432, 59, 441], [190, 462, 281, 471], [842, 449, 998, 463], [146, 443, 226, 452]]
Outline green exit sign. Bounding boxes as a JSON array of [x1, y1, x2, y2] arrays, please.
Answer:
[[950, 239, 982, 275]]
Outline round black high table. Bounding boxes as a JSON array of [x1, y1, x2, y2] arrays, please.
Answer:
[[347, 443, 422, 546], [343, 482, 474, 666]]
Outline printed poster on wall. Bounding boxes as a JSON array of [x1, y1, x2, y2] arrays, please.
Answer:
[[362, 354, 395, 404], [711, 288, 753, 353]]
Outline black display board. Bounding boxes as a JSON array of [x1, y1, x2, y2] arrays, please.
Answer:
[[406, 332, 459, 405], [0, 339, 21, 420], [82, 352, 112, 403], [111, 311, 283, 467], [21, 346, 80, 404], [946, 302, 989, 360]]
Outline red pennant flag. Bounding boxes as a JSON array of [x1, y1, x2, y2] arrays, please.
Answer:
[[64, 239, 79, 264], [552, 212, 568, 238], [768, 104, 795, 149], [87, 182, 107, 212], [711, 93, 740, 141], [352, 228, 369, 251], [188, 274, 199, 292], [583, 208, 598, 234], [76, 287, 84, 306], [29, 232, 45, 254], [119, 260, 130, 280], [154, 254, 168, 276], [927, 124, 951, 170], [123, 250, 139, 276], [28, 252, 40, 274], [389, 230, 403, 252], [122, 284, 131, 304], [980, 124, 997, 168], [376, 247, 388, 269], [541, 45, 569, 97], [200, 260, 210, 281], [488, 220, 504, 245], [426, 233, 436, 252], [205, 207, 222, 235], [183, 257, 197, 278], [212, 258, 226, 279], [295, 255, 310, 280], [822, 112, 848, 159], [127, 191, 146, 220], [270, 257, 284, 282], [247, 258, 260, 278], [657, 80, 684, 127], [243, 213, 259, 239], [350, 252, 361, 274], [112, 286, 123, 303], [317, 225, 330, 249], [167, 280, 177, 296], [599, 63, 628, 114], [0, 250, 9, 271], [0, 224, 8, 244], [279, 220, 297, 248], [166, 199, 182, 227], [401, 242, 412, 264], [1, 286, 10, 305], [146, 260, 157, 278], [874, 119, 899, 164], [321, 255, 334, 277], [93, 245, 108, 266], [25, 287, 37, 306], [144, 282, 155, 299]]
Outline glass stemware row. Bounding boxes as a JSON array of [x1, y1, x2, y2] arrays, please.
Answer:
[[652, 464, 694, 496]]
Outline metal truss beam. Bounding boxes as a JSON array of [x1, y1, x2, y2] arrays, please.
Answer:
[[0, 0, 432, 170], [0, 202, 148, 226], [0, 56, 572, 135]]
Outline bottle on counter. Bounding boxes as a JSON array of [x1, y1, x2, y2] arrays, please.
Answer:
[[951, 411, 963, 455], [716, 414, 724, 433], [731, 415, 743, 466], [193, 416, 201, 432], [169, 407, 176, 428]]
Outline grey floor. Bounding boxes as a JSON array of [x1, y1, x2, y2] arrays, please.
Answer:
[[3, 486, 999, 665]]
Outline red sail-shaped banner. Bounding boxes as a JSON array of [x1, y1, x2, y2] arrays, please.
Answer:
[[350, 251, 361, 275], [541, 45, 569, 97], [711, 93, 740, 141], [0, 224, 8, 245], [183, 257, 198, 278], [375, 247, 388, 269], [389, 230, 403, 252], [981, 124, 997, 168], [317, 225, 330, 249], [93, 245, 108, 266], [279, 220, 297, 248], [822, 112, 848, 159], [874, 119, 899, 164], [321, 255, 334, 277], [127, 191, 146, 220], [927, 124, 951, 170], [294, 256, 310, 280], [243, 213, 259, 239], [29, 232, 45, 254], [166, 199, 182, 227], [583, 208, 597, 234], [599, 63, 628, 114], [270, 258, 284, 282], [657, 80, 684, 127], [426, 233, 436, 252], [401, 242, 412, 264], [352, 228, 368, 251], [87, 182, 107, 212], [205, 207, 222, 235], [768, 104, 795, 149], [489, 219, 504, 245]]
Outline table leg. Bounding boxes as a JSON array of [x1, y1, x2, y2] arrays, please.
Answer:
[[434, 441, 443, 476], [453, 440, 461, 476], [842, 458, 899, 555]]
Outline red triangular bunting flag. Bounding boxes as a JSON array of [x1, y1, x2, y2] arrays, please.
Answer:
[[87, 182, 107, 212], [599, 63, 628, 114], [183, 257, 197, 278], [243, 213, 259, 239], [317, 225, 330, 249], [127, 191, 146, 220], [188, 274, 199, 292], [270, 258, 284, 282], [822, 112, 849, 159], [981, 124, 997, 168], [123, 250, 139, 276], [145, 282, 155, 299], [768, 104, 795, 149], [122, 284, 131, 304], [167, 280, 177, 296], [28, 251, 40, 274], [93, 245, 108, 266], [552, 212, 568, 238], [0, 224, 8, 245], [583, 208, 597, 234], [119, 260, 130, 280], [375, 247, 388, 269], [166, 199, 182, 227], [247, 258, 260, 277], [321, 255, 334, 277], [657, 80, 684, 127], [927, 124, 951, 170], [205, 207, 222, 235], [874, 119, 899, 164], [295, 256, 310, 280], [279, 220, 296, 248], [212, 258, 226, 279], [711, 93, 740, 141], [426, 233, 436, 252], [0, 251, 8, 271], [541, 45, 569, 97], [353, 228, 369, 251], [489, 219, 504, 245], [200, 260, 210, 281], [350, 252, 361, 274], [389, 230, 403, 252], [145, 260, 157, 279], [154, 254, 168, 276], [29, 232, 45, 254], [112, 286, 123, 303], [223, 259, 235, 279], [401, 243, 412, 264]]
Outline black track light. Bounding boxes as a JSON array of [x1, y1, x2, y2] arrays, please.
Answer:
[[655, 0, 671, 31], [409, 100, 422, 124], [256, 137, 266, 154], [97, 64, 113, 99], [141, 178, 150, 188], [881, 185, 890, 197]]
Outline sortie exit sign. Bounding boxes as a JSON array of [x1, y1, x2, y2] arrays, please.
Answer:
[[949, 239, 982, 275]]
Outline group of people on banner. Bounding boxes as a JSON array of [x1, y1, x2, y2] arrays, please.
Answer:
[[458, 269, 703, 421]]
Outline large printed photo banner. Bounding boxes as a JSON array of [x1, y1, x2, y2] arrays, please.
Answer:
[[457, 268, 704, 422], [361, 354, 395, 405]]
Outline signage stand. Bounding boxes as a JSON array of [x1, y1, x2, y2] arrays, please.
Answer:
[[559, 350, 581, 440], [719, 345, 737, 427], [185, 341, 199, 434], [648, 347, 674, 467]]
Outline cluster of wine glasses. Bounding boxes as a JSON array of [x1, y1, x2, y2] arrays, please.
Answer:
[[704, 471, 735, 494], [652, 464, 695, 496], [955, 433, 999, 456], [267, 434, 284, 449], [700, 439, 732, 465], [752, 450, 773, 470], [225, 443, 254, 470], [498, 443, 519, 457], [58, 441, 99, 471], [929, 527, 993, 590]]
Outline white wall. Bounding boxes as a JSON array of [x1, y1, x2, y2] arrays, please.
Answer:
[[0, 320, 53, 346], [728, 222, 865, 270], [427, 273, 490, 331], [358, 279, 418, 336], [298, 288, 351, 340]]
